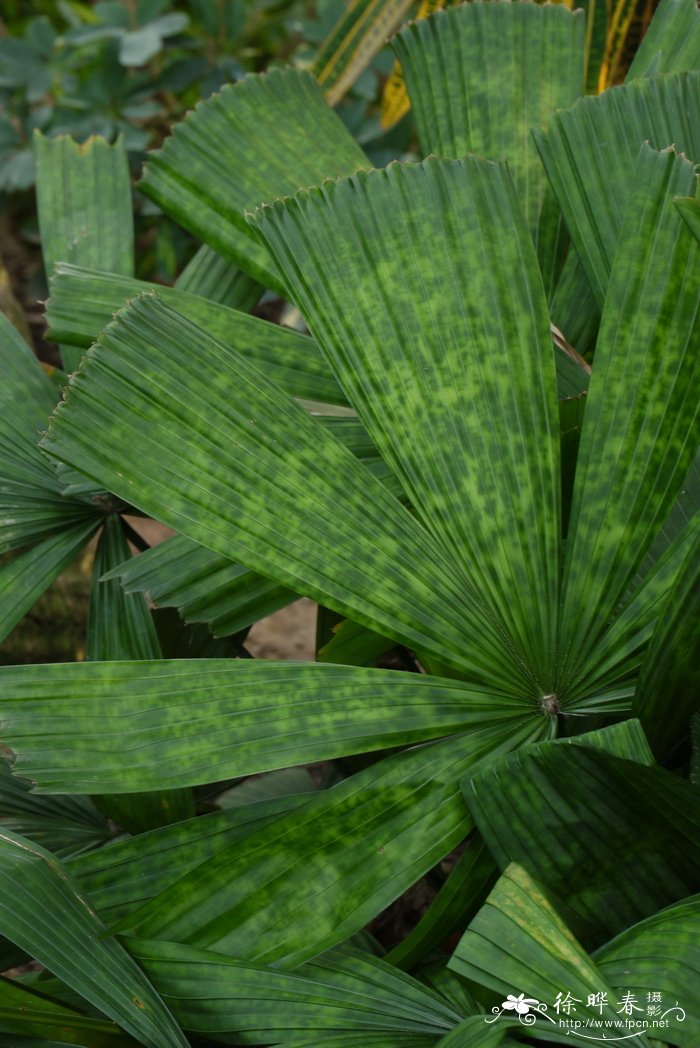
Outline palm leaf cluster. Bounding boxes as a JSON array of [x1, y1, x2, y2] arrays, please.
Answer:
[[0, 0, 698, 1044]]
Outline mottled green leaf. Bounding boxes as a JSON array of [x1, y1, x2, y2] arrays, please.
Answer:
[[0, 757, 110, 861], [465, 728, 700, 950], [534, 72, 700, 305], [449, 864, 638, 1048], [0, 976, 136, 1048], [103, 533, 296, 638], [70, 795, 309, 926], [139, 69, 367, 288], [0, 314, 93, 554], [557, 146, 700, 700], [34, 133, 134, 372], [595, 895, 700, 1047], [394, 1, 585, 296], [87, 516, 160, 662], [632, 526, 700, 760], [386, 837, 496, 971], [47, 263, 345, 405], [0, 520, 98, 645], [43, 294, 522, 685], [86, 515, 195, 835], [0, 659, 530, 793], [676, 193, 700, 244], [251, 156, 562, 699], [112, 721, 545, 967]]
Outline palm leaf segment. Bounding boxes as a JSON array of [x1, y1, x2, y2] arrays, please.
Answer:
[[14, 0, 698, 826]]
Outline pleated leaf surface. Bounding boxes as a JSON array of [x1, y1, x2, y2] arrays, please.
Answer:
[[104, 534, 297, 638], [626, 0, 700, 80], [139, 68, 368, 289], [393, 1, 585, 295], [632, 527, 700, 759], [449, 864, 641, 1048], [534, 71, 700, 305], [70, 795, 310, 926], [251, 156, 562, 699], [85, 516, 195, 835], [0, 830, 188, 1048], [43, 294, 530, 688], [0, 660, 530, 793], [127, 938, 462, 1042], [594, 896, 700, 1047], [174, 243, 261, 313], [0, 977, 136, 1048], [556, 146, 700, 698], [465, 728, 700, 951], [0, 521, 99, 646], [111, 723, 545, 967], [0, 757, 110, 861], [47, 264, 345, 406], [34, 133, 134, 373]]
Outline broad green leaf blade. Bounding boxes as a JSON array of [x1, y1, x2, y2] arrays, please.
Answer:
[[70, 795, 309, 926], [386, 837, 497, 971], [0, 830, 188, 1048], [449, 864, 638, 1046], [112, 721, 546, 967], [43, 295, 525, 687], [174, 243, 261, 312], [251, 156, 562, 697], [393, 2, 585, 296], [127, 938, 462, 1041], [0, 520, 98, 646], [103, 533, 296, 638], [627, 0, 700, 80], [0, 315, 93, 555], [139, 69, 368, 289], [0, 757, 110, 860], [465, 727, 700, 950], [34, 133, 134, 372], [534, 72, 700, 305], [47, 263, 346, 405], [595, 896, 700, 1048], [313, 0, 414, 107], [0, 659, 530, 793], [86, 516, 194, 835], [0, 977, 136, 1048], [632, 528, 700, 760], [87, 515, 160, 661], [557, 146, 700, 699]]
